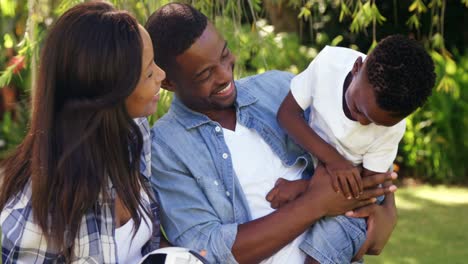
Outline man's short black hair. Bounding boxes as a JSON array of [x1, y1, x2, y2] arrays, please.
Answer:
[[366, 35, 436, 117], [145, 3, 208, 78]]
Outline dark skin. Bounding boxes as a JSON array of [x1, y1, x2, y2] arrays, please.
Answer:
[[161, 22, 398, 264], [274, 57, 403, 201], [274, 56, 402, 262]]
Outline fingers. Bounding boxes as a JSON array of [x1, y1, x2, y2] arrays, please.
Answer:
[[270, 199, 279, 209], [266, 187, 278, 202], [345, 203, 378, 218], [359, 185, 397, 200], [338, 176, 352, 199], [328, 171, 340, 193], [362, 172, 397, 188], [275, 177, 286, 187], [346, 172, 361, 198], [356, 198, 377, 208], [353, 168, 363, 194]]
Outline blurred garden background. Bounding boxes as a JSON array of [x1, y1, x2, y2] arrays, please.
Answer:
[[1, 0, 467, 263]]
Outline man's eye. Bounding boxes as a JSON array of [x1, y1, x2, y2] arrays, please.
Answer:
[[198, 71, 211, 82]]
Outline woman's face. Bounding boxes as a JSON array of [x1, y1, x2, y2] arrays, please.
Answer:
[[125, 25, 166, 118]]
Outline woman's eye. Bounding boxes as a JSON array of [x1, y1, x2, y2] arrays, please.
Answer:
[[147, 72, 153, 78]]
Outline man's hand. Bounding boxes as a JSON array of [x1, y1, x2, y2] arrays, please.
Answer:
[[347, 180, 398, 260], [306, 166, 397, 217], [266, 178, 308, 208], [325, 159, 363, 199]]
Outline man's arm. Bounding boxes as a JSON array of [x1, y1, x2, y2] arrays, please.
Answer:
[[232, 166, 396, 264], [349, 169, 398, 260]]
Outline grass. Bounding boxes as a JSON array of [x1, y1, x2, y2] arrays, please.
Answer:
[[1, 185, 466, 264], [366, 185, 468, 264]]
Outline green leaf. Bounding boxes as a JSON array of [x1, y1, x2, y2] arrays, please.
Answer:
[[298, 6, 311, 20], [331, 35, 344, 46], [0, 68, 13, 87], [409, 0, 428, 13], [431, 32, 445, 49], [406, 14, 421, 30], [3, 34, 14, 49], [339, 2, 351, 22], [0, 0, 16, 17]]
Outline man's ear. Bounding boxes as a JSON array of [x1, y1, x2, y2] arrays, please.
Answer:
[[351, 57, 363, 76], [162, 78, 176, 92]]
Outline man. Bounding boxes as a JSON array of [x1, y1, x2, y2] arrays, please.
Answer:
[[147, 3, 397, 264]]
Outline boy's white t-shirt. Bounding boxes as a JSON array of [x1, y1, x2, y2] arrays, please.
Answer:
[[290, 46, 406, 173], [223, 123, 307, 264]]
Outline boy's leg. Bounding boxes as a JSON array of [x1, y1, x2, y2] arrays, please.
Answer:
[[299, 215, 367, 264]]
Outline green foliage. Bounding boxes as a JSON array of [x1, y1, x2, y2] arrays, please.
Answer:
[[400, 50, 468, 183], [218, 17, 316, 77], [0, 101, 29, 158]]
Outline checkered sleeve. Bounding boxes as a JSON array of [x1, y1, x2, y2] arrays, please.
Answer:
[[1, 181, 57, 263], [134, 117, 152, 179]]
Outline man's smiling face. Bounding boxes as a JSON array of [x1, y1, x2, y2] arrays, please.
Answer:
[[171, 22, 236, 114]]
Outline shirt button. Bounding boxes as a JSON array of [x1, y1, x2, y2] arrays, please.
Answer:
[[226, 191, 230, 197], [214, 180, 219, 186], [222, 153, 229, 159], [215, 126, 221, 132]]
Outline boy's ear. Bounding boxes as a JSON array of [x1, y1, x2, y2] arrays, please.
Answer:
[[351, 57, 363, 76], [162, 78, 176, 92]]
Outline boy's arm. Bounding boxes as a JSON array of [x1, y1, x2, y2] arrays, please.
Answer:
[[277, 91, 343, 164], [266, 178, 309, 208], [277, 91, 362, 197]]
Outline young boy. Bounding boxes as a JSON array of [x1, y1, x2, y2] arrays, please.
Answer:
[[267, 35, 435, 263]]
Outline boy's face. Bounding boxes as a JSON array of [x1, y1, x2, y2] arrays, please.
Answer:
[[167, 23, 236, 114], [345, 57, 403, 127]]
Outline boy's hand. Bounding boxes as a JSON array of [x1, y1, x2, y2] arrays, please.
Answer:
[[266, 178, 308, 209], [325, 159, 363, 199]]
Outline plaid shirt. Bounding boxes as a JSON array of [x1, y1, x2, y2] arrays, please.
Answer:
[[1, 118, 160, 263]]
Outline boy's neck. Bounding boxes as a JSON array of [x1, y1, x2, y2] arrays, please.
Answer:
[[342, 71, 356, 121]]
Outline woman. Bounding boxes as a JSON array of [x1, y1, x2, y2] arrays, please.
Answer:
[[0, 1, 166, 263]]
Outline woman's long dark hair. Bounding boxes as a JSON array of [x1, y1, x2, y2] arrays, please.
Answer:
[[0, 1, 154, 258]]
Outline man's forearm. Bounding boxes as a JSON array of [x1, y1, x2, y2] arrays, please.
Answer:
[[232, 192, 324, 264], [231, 167, 397, 263]]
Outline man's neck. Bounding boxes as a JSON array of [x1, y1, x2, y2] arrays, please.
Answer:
[[202, 107, 237, 131]]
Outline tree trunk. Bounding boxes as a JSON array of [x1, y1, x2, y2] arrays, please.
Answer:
[[263, 0, 299, 33]]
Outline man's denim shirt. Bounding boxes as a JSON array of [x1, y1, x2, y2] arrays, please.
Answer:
[[151, 71, 312, 264]]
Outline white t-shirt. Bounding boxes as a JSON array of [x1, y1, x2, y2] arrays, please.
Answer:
[[115, 193, 153, 263], [290, 46, 406, 173], [223, 123, 306, 264]]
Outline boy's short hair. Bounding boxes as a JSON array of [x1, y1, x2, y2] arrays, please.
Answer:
[[366, 35, 436, 117], [145, 3, 208, 78]]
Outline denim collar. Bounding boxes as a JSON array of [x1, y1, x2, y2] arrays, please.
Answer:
[[170, 82, 258, 130]]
